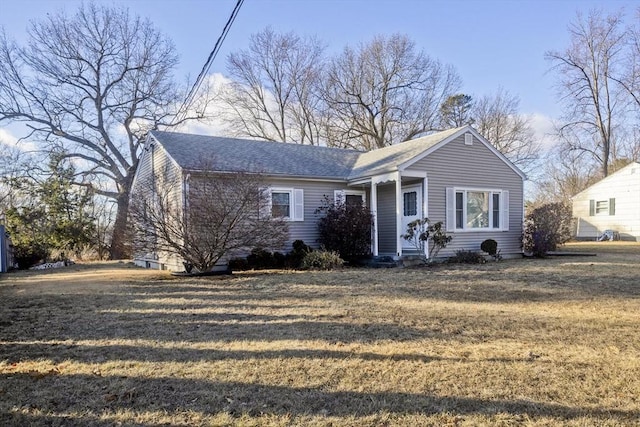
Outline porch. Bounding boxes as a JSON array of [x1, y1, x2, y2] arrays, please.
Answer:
[[349, 170, 429, 260]]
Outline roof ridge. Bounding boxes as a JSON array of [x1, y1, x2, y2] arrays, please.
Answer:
[[150, 130, 365, 154]]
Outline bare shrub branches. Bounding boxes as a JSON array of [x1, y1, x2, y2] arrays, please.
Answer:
[[129, 165, 288, 272]]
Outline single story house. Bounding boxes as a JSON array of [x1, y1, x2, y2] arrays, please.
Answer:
[[130, 125, 526, 270], [572, 161, 640, 241]]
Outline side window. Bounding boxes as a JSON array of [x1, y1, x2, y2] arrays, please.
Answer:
[[270, 188, 304, 221], [271, 191, 291, 218], [334, 190, 366, 206], [345, 194, 364, 206]]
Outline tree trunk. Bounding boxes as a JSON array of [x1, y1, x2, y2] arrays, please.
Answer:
[[109, 168, 136, 260]]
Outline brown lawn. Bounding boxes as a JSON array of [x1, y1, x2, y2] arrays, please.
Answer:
[[0, 243, 639, 426]]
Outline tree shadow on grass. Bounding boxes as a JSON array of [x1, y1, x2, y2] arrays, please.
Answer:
[[1, 277, 632, 348], [0, 341, 533, 365], [1, 373, 637, 425]]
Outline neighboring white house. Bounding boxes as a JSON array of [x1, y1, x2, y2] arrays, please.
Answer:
[[572, 161, 640, 241], [130, 125, 527, 271]]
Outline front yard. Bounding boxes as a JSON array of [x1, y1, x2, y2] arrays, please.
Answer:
[[1, 242, 639, 426]]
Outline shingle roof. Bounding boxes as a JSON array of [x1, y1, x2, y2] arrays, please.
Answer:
[[348, 127, 465, 179], [150, 131, 361, 179], [149, 127, 469, 181]]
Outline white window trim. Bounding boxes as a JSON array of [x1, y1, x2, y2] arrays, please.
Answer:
[[334, 189, 366, 205], [270, 187, 304, 222], [448, 187, 508, 232]]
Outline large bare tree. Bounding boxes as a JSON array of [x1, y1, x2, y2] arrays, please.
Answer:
[[222, 28, 325, 144], [323, 33, 461, 150], [546, 9, 627, 177], [0, 2, 208, 258]]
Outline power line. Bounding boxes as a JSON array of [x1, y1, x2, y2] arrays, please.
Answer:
[[172, 0, 244, 126]]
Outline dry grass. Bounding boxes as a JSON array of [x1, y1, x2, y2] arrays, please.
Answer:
[[1, 245, 639, 426]]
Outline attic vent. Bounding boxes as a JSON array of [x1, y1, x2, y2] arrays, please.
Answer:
[[464, 133, 473, 146]]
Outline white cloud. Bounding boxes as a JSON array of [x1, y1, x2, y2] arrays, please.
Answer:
[[0, 125, 38, 152], [173, 73, 233, 136], [0, 127, 18, 146], [529, 113, 559, 152]]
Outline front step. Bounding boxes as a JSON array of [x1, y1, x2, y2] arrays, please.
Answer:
[[401, 255, 426, 267], [366, 255, 402, 268]]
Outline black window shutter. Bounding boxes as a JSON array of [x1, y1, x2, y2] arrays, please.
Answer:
[[609, 198, 615, 216], [589, 199, 595, 216]]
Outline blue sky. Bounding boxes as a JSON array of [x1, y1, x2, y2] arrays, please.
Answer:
[[0, 0, 637, 144]]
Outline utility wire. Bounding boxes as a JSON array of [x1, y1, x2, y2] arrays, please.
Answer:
[[172, 0, 244, 125]]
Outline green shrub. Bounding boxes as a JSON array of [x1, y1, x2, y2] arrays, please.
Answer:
[[480, 239, 502, 261], [480, 239, 497, 255], [523, 202, 573, 257], [246, 248, 281, 269], [449, 249, 486, 264], [228, 257, 249, 271], [13, 241, 49, 270], [301, 250, 344, 270], [235, 241, 314, 270], [316, 196, 373, 263], [287, 239, 313, 269]]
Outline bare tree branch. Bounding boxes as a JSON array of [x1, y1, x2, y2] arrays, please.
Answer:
[[545, 9, 628, 177], [0, 2, 211, 258], [129, 164, 288, 272], [323, 33, 461, 150], [221, 28, 325, 145]]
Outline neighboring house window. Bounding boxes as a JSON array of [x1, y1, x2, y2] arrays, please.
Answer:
[[269, 188, 304, 221], [589, 198, 615, 216], [595, 200, 609, 215], [334, 190, 366, 206], [446, 188, 509, 232]]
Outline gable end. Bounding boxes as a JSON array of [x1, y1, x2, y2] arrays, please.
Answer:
[[399, 126, 527, 180]]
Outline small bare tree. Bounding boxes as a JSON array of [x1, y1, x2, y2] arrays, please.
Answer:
[[129, 167, 288, 273], [472, 89, 540, 173], [533, 144, 600, 206]]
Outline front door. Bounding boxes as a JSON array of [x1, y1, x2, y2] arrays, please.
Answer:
[[401, 185, 422, 250]]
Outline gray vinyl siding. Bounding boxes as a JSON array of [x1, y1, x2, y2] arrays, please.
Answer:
[[376, 183, 398, 254], [407, 133, 524, 257], [572, 163, 640, 241], [130, 141, 185, 271], [265, 178, 355, 251], [131, 141, 184, 207]]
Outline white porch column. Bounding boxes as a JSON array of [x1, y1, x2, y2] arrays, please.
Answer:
[[395, 171, 402, 257], [370, 179, 378, 256], [423, 176, 429, 259]]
